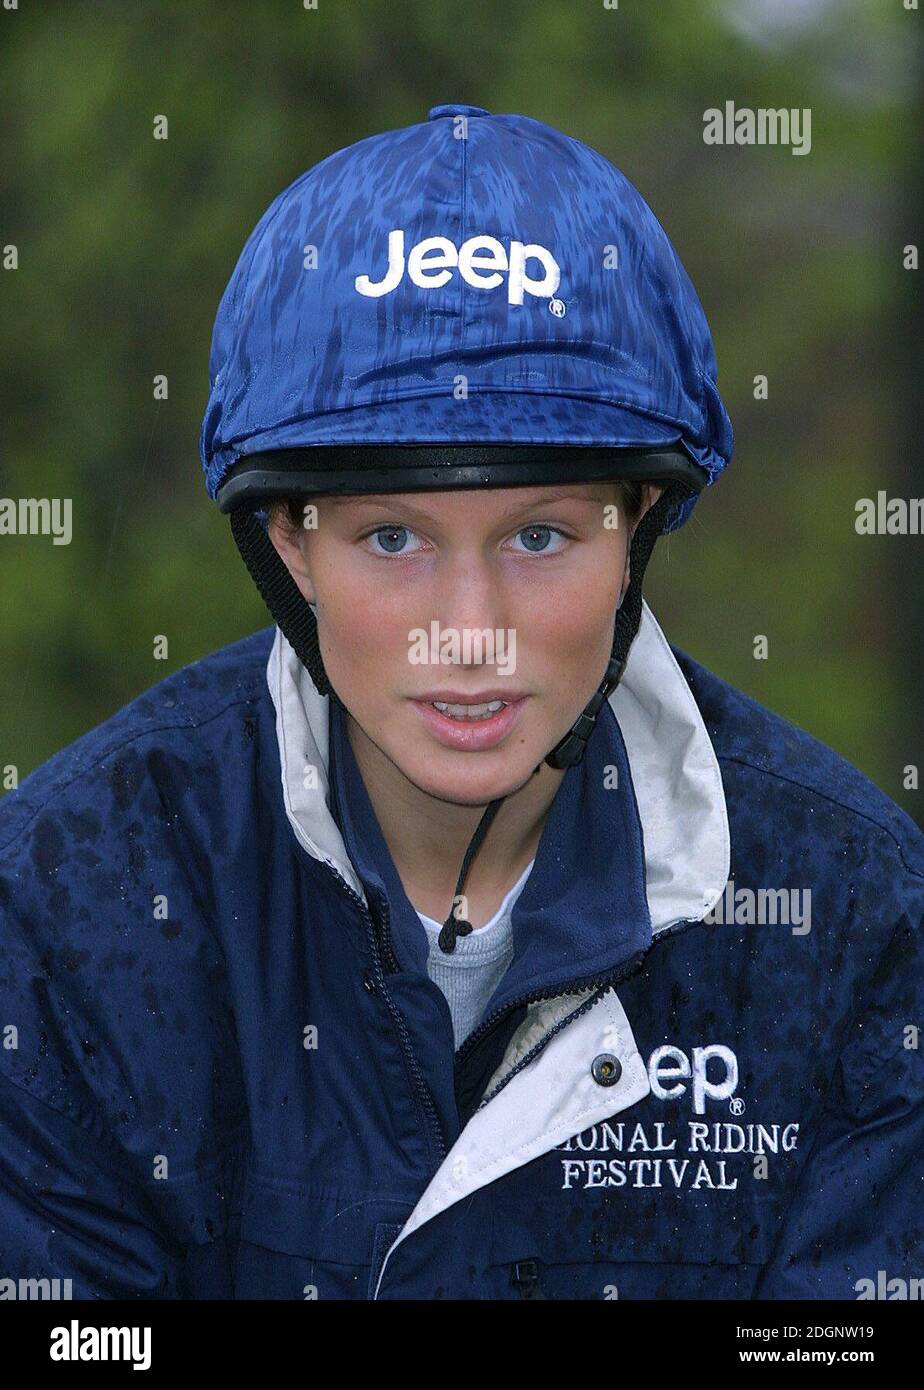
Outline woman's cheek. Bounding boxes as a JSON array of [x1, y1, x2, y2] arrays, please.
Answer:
[[323, 592, 410, 686], [528, 577, 614, 658], [526, 581, 619, 714]]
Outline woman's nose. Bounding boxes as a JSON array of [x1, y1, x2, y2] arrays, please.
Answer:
[[429, 556, 505, 635]]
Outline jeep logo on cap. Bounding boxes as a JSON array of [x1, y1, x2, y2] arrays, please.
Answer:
[[354, 228, 561, 306]]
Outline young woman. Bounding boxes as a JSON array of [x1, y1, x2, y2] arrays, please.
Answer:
[[1, 105, 921, 1302]]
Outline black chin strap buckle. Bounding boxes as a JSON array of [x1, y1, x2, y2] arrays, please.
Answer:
[[544, 655, 625, 770]]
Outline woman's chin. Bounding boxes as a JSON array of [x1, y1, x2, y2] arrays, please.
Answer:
[[398, 746, 551, 809]]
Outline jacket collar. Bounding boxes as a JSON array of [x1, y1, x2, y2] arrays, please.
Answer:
[[266, 601, 730, 989], [325, 680, 652, 1011]]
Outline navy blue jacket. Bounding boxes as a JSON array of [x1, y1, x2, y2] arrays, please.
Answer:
[[1, 613, 921, 1300]]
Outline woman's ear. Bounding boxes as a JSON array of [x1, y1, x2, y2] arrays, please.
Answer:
[[636, 482, 665, 523], [267, 511, 317, 606], [618, 484, 665, 606]]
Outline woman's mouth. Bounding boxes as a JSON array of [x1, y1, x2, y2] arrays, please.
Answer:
[[410, 693, 528, 751], [431, 698, 507, 721]]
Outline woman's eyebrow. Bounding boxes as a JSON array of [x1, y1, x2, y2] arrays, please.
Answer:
[[330, 490, 600, 522], [497, 489, 601, 512]]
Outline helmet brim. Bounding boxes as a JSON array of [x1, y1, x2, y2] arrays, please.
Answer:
[[216, 443, 706, 514]]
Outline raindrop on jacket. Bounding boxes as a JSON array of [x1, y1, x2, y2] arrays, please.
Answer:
[[0, 604, 921, 1300]]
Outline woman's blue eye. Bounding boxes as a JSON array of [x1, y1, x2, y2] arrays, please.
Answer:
[[511, 524, 566, 554], [367, 525, 422, 555], [364, 524, 566, 556]]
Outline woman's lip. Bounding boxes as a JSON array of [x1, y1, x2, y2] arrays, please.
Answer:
[[414, 690, 526, 704], [409, 695, 528, 752]]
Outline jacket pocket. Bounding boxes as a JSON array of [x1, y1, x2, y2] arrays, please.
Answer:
[[235, 1170, 413, 1300], [485, 1191, 779, 1299], [491, 1252, 771, 1299]]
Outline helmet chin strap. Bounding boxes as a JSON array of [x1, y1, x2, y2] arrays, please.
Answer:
[[230, 507, 343, 703], [542, 483, 680, 770], [230, 484, 686, 953], [540, 634, 625, 773]]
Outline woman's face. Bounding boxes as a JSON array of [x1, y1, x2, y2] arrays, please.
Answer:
[[269, 481, 661, 806]]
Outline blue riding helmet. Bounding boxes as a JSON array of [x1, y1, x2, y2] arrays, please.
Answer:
[[198, 106, 735, 949]]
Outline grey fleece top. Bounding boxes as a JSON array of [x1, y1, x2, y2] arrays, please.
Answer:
[[415, 858, 535, 1049]]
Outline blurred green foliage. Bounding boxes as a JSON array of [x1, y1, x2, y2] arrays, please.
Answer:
[[1, 0, 921, 826]]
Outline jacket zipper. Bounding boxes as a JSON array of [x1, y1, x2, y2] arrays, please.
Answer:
[[455, 914, 710, 1098], [326, 867, 664, 1167], [454, 941, 655, 1082], [326, 868, 449, 1167]]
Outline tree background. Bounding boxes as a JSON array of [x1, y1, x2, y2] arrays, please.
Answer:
[[2, 0, 921, 828]]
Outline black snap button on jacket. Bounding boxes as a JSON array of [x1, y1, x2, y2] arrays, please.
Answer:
[[591, 1053, 622, 1086]]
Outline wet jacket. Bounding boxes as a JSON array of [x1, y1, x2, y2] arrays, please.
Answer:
[[1, 605, 922, 1300]]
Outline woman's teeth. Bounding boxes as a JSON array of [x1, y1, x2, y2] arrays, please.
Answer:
[[431, 699, 508, 721]]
